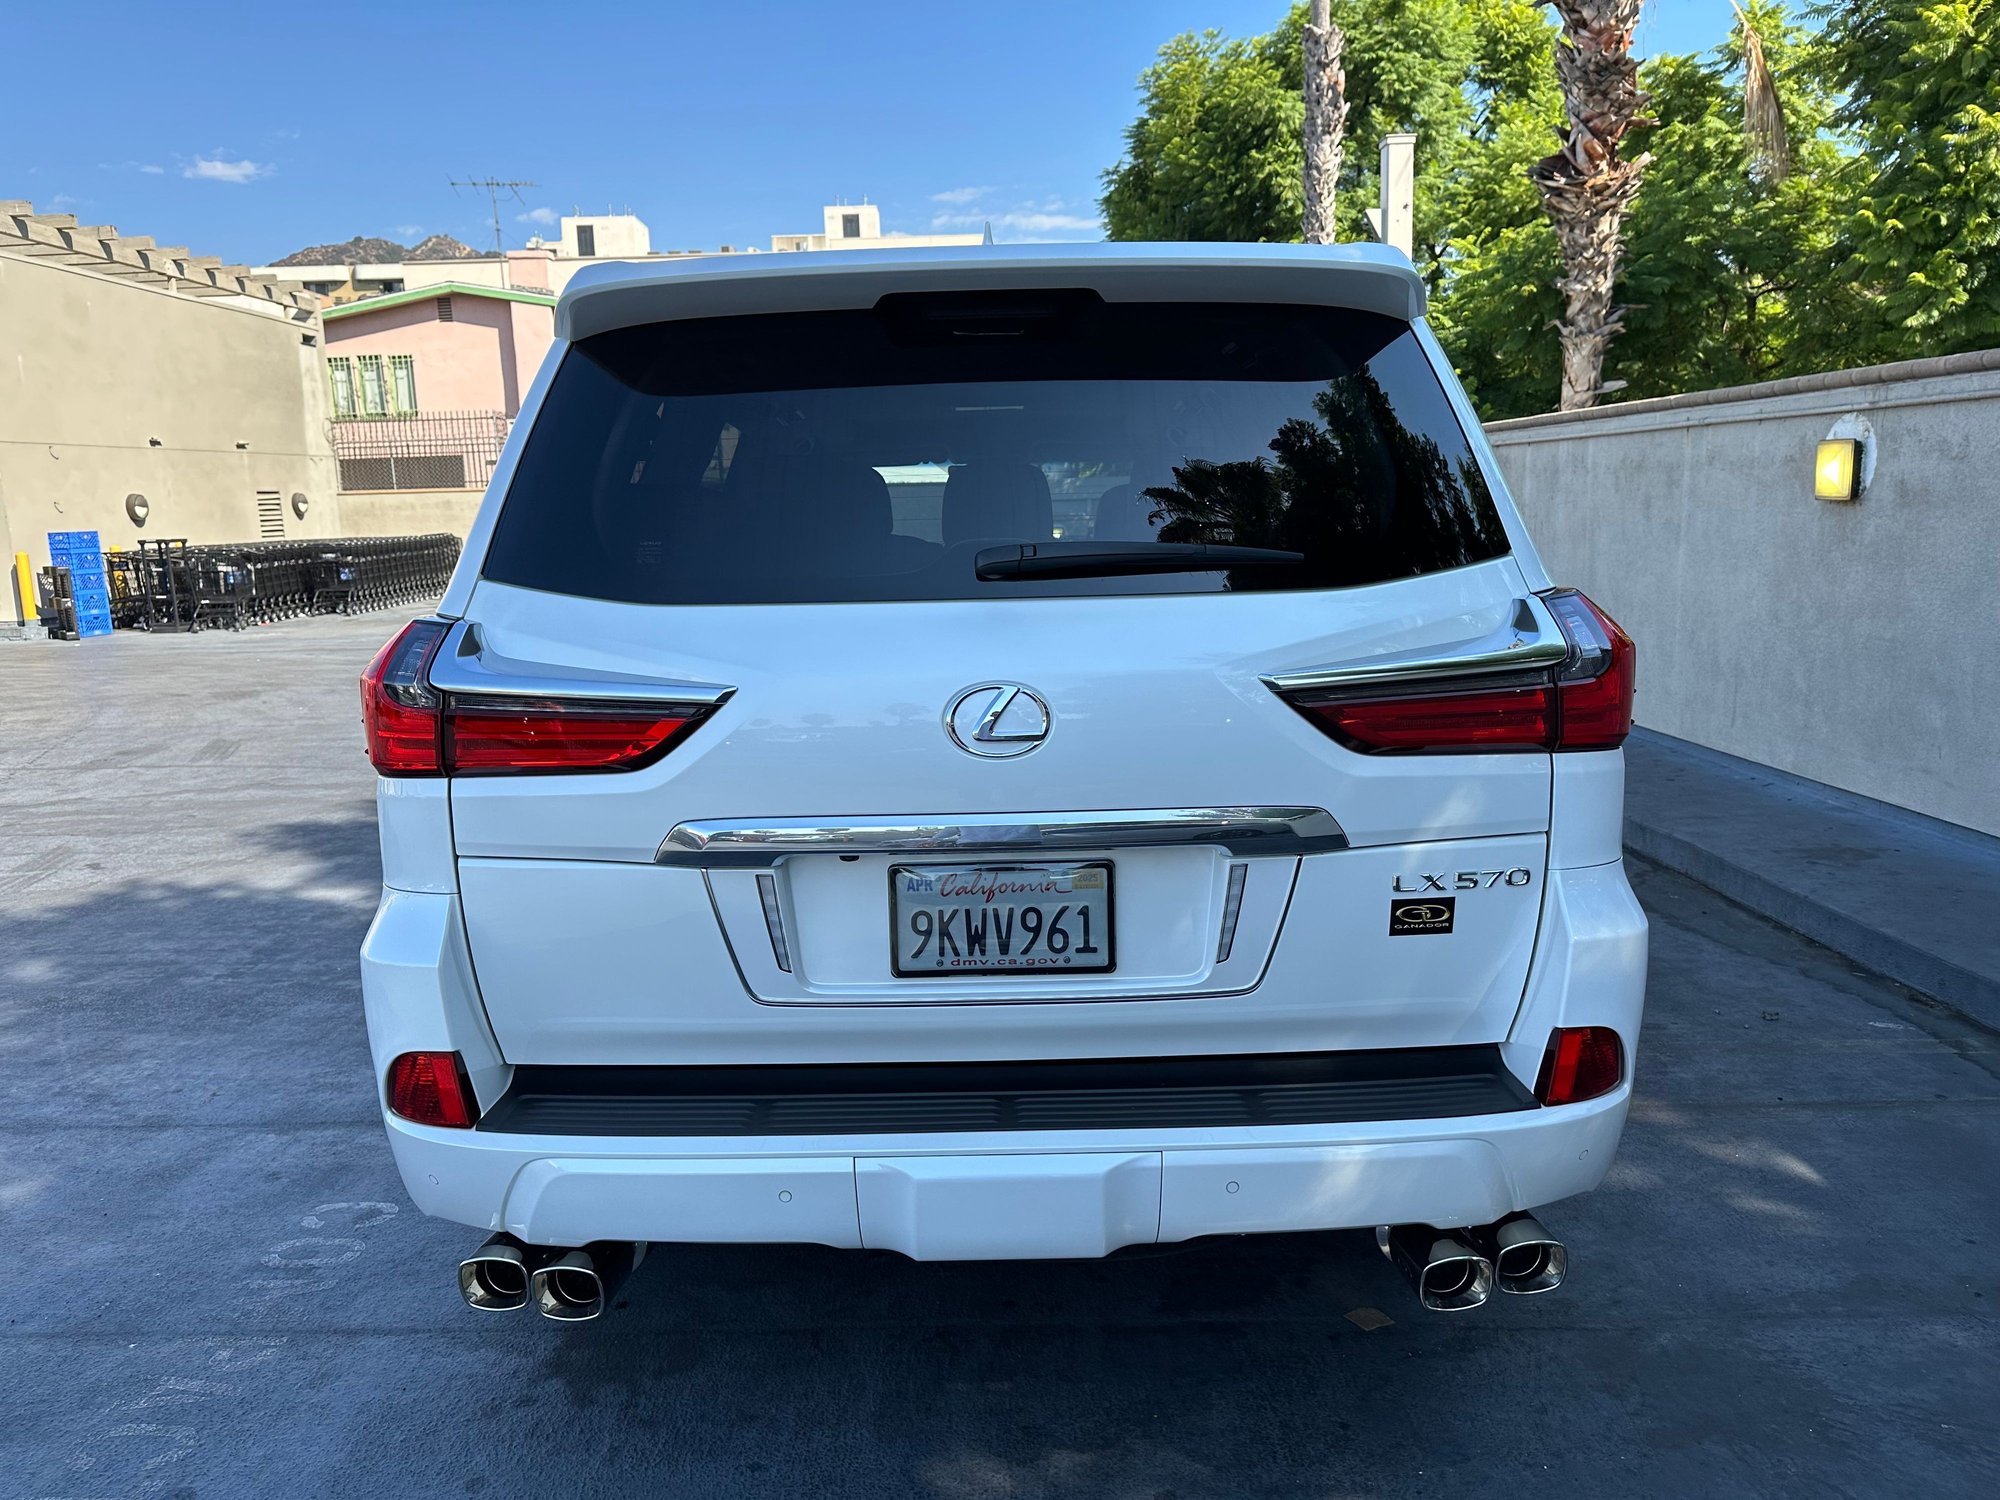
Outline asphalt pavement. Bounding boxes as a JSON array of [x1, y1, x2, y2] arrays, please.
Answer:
[[2, 611, 1995, 1499]]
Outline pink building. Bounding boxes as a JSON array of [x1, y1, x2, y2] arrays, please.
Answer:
[[321, 278, 557, 419], [322, 272, 556, 497]]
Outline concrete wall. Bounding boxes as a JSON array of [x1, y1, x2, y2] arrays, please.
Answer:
[[0, 251, 341, 611], [1486, 351, 2000, 836], [334, 489, 484, 538]]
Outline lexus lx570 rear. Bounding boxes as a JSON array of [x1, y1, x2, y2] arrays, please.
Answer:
[[358, 243, 1646, 1320]]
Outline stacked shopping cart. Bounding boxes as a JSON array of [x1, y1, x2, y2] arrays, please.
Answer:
[[91, 534, 460, 632]]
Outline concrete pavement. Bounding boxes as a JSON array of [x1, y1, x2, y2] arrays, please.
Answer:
[[2, 613, 1996, 1498]]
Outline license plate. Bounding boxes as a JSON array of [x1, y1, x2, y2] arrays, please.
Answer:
[[889, 862, 1114, 977]]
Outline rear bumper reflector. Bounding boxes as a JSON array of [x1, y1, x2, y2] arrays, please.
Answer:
[[475, 1046, 1535, 1137]]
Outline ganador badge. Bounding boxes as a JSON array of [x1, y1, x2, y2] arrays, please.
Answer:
[[1389, 899, 1456, 936]]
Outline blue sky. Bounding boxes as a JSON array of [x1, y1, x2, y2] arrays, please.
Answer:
[[8, 0, 1742, 266]]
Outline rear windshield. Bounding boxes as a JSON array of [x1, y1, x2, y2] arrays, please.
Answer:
[[482, 296, 1508, 605]]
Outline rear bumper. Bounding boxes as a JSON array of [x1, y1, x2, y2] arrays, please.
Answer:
[[361, 860, 1645, 1259], [384, 1088, 1627, 1258]]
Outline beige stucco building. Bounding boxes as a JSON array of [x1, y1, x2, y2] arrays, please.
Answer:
[[2, 202, 343, 624], [768, 201, 988, 253]]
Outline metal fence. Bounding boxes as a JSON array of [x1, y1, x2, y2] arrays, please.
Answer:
[[332, 410, 511, 492]]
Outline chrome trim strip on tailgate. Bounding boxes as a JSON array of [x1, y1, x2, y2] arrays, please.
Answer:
[[1260, 595, 1568, 694], [427, 621, 736, 706], [656, 807, 1348, 867]]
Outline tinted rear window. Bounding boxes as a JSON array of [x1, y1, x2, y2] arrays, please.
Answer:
[[482, 297, 1508, 605]]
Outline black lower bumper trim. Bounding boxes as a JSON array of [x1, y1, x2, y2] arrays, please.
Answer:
[[476, 1046, 1536, 1137]]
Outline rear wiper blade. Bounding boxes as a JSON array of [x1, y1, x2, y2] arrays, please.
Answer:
[[974, 541, 1308, 582]]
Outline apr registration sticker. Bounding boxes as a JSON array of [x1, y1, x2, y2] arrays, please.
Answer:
[[1389, 898, 1455, 935]]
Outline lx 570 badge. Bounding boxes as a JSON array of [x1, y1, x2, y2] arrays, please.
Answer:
[[1393, 868, 1534, 892]]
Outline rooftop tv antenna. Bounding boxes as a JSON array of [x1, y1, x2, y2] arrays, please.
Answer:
[[449, 175, 537, 284]]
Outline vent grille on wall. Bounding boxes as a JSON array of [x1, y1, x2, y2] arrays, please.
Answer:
[[256, 490, 286, 538], [436, 297, 453, 322]]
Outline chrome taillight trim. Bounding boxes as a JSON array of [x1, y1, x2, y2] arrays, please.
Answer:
[[656, 806, 1348, 867], [426, 620, 736, 708], [1260, 595, 1568, 694]]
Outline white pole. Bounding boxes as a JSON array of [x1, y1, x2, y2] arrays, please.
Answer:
[[1378, 133, 1416, 260]]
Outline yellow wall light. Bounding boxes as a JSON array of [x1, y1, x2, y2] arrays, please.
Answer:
[[1815, 438, 1860, 502]]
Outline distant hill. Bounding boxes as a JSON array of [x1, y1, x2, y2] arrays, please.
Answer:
[[271, 233, 481, 266], [409, 234, 483, 262]]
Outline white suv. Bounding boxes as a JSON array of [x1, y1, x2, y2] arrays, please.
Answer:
[[359, 243, 1646, 1321]]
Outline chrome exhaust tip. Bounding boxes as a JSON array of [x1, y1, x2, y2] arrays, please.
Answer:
[[1381, 1224, 1494, 1312], [531, 1241, 644, 1322], [458, 1233, 534, 1312], [1472, 1212, 1567, 1295]]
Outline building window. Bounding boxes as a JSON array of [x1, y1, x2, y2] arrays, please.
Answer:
[[435, 296, 454, 322], [841, 213, 861, 239], [576, 223, 596, 257], [389, 354, 418, 414], [327, 357, 357, 417], [356, 354, 387, 417]]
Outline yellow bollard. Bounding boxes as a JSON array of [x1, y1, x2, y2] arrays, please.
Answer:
[[12, 551, 35, 625]]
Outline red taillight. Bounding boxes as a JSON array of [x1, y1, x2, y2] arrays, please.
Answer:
[[1543, 590, 1635, 750], [1534, 1026, 1624, 1105], [445, 698, 703, 774], [387, 1050, 477, 1127], [361, 619, 451, 774], [1280, 589, 1634, 754], [1302, 681, 1553, 753], [360, 621, 714, 776]]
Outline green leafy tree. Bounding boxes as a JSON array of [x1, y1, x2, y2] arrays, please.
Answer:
[[1816, 0, 2000, 356], [1436, 1, 1875, 414], [1098, 29, 1305, 242], [1613, 3, 1876, 396], [1102, 0, 1999, 417], [1101, 2, 1483, 251]]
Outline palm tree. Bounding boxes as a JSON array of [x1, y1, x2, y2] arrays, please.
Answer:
[[1302, 0, 1348, 244], [1530, 1, 1653, 410]]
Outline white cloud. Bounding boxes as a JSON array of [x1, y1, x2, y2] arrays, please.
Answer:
[[184, 154, 270, 184], [394, 224, 426, 238], [140, 163, 164, 175], [516, 206, 558, 226], [98, 161, 165, 175], [929, 185, 993, 206], [932, 206, 1101, 239]]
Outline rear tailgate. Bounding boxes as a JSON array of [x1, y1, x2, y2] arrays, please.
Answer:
[[451, 562, 1551, 1064]]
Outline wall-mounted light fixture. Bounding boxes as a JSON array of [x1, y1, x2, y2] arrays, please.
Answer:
[[291, 492, 310, 520], [1816, 413, 1875, 503], [1815, 439, 1859, 502], [125, 493, 150, 527]]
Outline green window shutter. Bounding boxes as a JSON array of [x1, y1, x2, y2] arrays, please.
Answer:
[[390, 354, 417, 414], [327, 357, 356, 417], [357, 355, 386, 417]]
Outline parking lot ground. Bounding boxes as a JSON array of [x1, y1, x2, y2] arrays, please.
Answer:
[[3, 613, 1997, 1500]]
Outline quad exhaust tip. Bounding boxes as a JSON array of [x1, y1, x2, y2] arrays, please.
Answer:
[[1382, 1224, 1494, 1312], [1380, 1213, 1568, 1311], [1474, 1212, 1567, 1296], [458, 1233, 533, 1312], [458, 1235, 646, 1319], [530, 1241, 645, 1322]]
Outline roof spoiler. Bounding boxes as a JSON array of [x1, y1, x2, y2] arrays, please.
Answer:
[[555, 242, 1426, 342]]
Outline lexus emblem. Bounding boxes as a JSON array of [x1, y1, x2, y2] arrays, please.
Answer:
[[945, 683, 1051, 758]]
